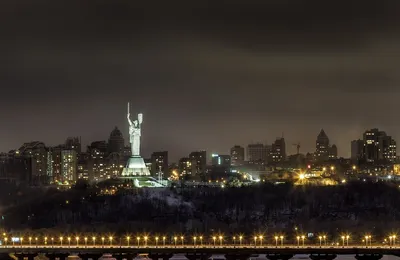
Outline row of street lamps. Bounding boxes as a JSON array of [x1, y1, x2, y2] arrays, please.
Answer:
[[0, 234, 397, 248]]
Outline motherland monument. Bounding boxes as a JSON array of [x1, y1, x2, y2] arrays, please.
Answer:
[[121, 102, 150, 176]]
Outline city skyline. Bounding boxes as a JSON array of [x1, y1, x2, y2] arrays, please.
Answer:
[[2, 0, 400, 161]]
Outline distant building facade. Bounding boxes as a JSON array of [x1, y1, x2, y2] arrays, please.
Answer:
[[315, 129, 337, 162], [151, 151, 169, 176], [230, 145, 245, 166], [247, 143, 268, 164]]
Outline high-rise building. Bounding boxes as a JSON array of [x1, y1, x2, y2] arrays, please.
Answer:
[[151, 151, 168, 176], [108, 127, 125, 155], [179, 157, 193, 176], [61, 150, 77, 182], [19, 141, 49, 185], [351, 139, 364, 162], [270, 138, 286, 163], [189, 151, 206, 175], [230, 145, 245, 166], [65, 137, 81, 154], [328, 144, 338, 160], [315, 129, 330, 161], [211, 154, 231, 167], [362, 128, 396, 163], [247, 143, 267, 164]]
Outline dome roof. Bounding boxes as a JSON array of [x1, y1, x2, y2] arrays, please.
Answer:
[[110, 127, 123, 138]]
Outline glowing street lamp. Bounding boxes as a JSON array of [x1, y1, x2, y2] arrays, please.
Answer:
[[318, 236, 322, 247], [4, 237, 8, 247], [20, 237, 23, 248], [67, 237, 71, 248], [136, 237, 140, 247], [212, 236, 216, 247], [35, 237, 38, 247], [126, 236, 130, 247], [44, 237, 48, 246], [59, 237, 63, 247], [101, 237, 105, 247], [180, 236, 184, 246], [239, 236, 243, 246], [219, 236, 223, 247], [92, 237, 96, 246], [199, 236, 203, 246], [259, 236, 263, 246], [233, 236, 236, 247], [193, 236, 197, 247], [29, 237, 32, 247], [323, 235, 327, 246], [51, 238, 54, 247], [144, 236, 148, 247], [346, 235, 350, 246], [155, 237, 159, 247], [84, 237, 87, 247], [163, 236, 166, 247], [75, 237, 79, 247], [274, 236, 278, 247], [174, 236, 177, 247], [297, 236, 300, 247], [301, 235, 305, 246], [109, 236, 113, 246], [280, 236, 284, 246], [341, 236, 345, 247], [253, 236, 257, 247], [393, 235, 396, 247]]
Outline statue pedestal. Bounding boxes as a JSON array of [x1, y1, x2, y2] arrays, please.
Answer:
[[121, 156, 150, 176]]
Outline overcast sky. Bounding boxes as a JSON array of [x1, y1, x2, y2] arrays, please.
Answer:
[[2, 0, 400, 161]]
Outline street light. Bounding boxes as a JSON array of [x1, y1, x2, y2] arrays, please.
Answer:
[[297, 236, 300, 247], [109, 236, 113, 246], [126, 236, 130, 247], [219, 236, 223, 247], [51, 238, 54, 248], [101, 237, 105, 247], [163, 236, 166, 247], [84, 237, 87, 247], [136, 237, 140, 247], [239, 236, 243, 246], [318, 236, 322, 247], [174, 236, 177, 247], [20, 237, 23, 248], [4, 237, 7, 247], [29, 237, 32, 247], [253, 236, 257, 247], [180, 236, 184, 246], [274, 236, 278, 247], [144, 236, 148, 247], [212, 236, 216, 247], [199, 236, 203, 246], [44, 237, 48, 246], [155, 237, 159, 247], [323, 235, 327, 246], [346, 235, 350, 246], [92, 237, 96, 246], [341, 236, 345, 247], [67, 237, 71, 248], [193, 236, 197, 247], [301, 235, 305, 247], [280, 236, 284, 246], [75, 236, 79, 247], [259, 236, 263, 246], [233, 236, 236, 247], [393, 235, 397, 247], [59, 237, 63, 247]]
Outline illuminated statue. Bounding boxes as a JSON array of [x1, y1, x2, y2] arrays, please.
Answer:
[[122, 103, 150, 176], [127, 103, 142, 156]]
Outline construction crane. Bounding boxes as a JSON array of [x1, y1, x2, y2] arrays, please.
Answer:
[[292, 142, 301, 154]]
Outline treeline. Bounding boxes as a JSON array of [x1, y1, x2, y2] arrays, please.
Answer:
[[2, 181, 400, 236]]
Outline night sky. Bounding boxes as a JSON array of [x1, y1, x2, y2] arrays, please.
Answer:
[[2, 0, 400, 161]]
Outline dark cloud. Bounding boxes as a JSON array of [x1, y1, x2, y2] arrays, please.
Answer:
[[1, 0, 400, 160]]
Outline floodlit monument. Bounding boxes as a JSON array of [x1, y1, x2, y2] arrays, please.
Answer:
[[121, 103, 150, 176]]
